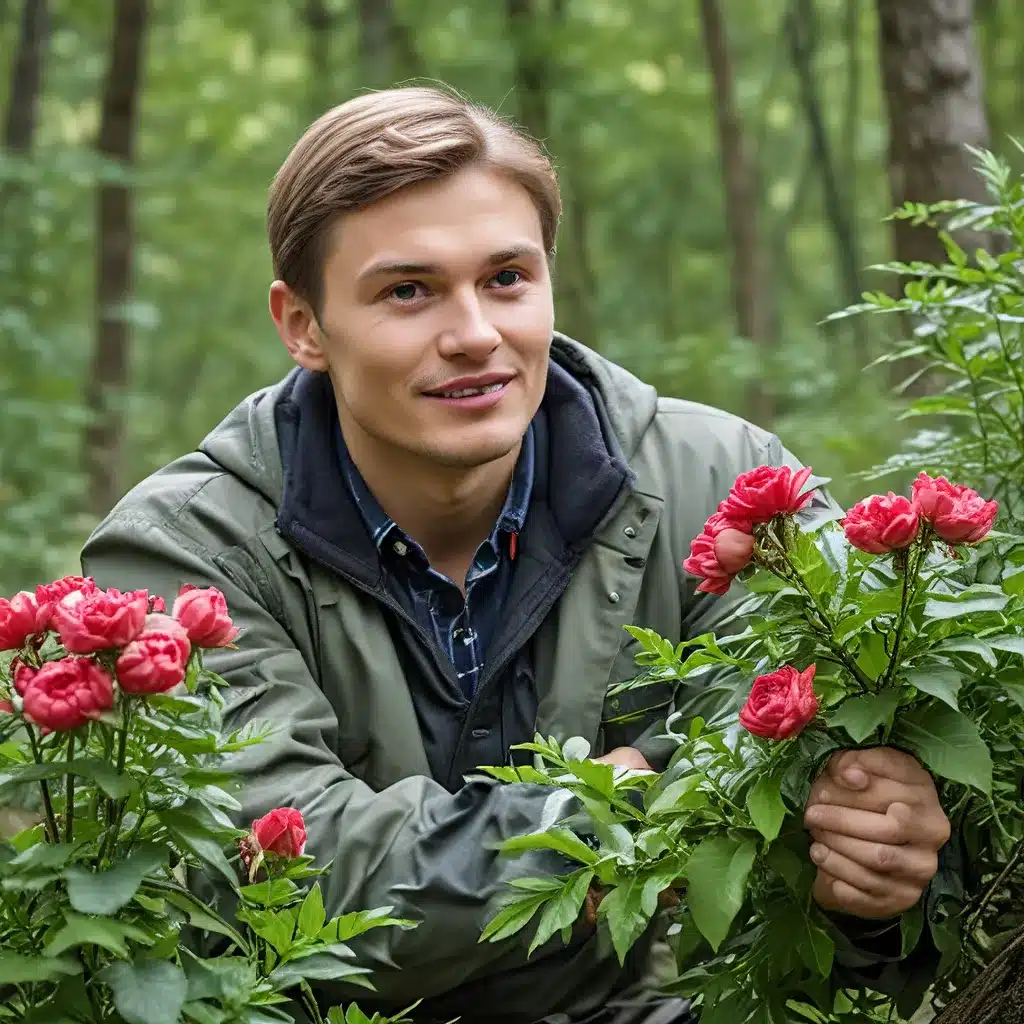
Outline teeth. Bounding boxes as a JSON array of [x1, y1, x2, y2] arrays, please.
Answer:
[[437, 382, 505, 399]]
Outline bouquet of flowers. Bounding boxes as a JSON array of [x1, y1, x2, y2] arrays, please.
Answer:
[[480, 466, 1024, 1023], [0, 578, 418, 1024]]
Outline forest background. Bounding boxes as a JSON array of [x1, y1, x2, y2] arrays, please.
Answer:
[[0, 0, 1020, 595]]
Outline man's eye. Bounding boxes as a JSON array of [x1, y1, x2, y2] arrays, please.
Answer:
[[492, 269, 521, 287], [389, 282, 422, 302]]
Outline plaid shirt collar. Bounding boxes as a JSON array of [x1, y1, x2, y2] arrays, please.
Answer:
[[336, 422, 535, 558]]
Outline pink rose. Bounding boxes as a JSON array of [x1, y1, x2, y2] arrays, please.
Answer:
[[251, 807, 307, 858], [718, 465, 814, 526], [149, 595, 166, 614], [172, 586, 239, 648], [21, 658, 115, 731], [0, 592, 46, 651], [53, 588, 149, 654], [116, 633, 190, 696], [911, 473, 998, 544], [35, 576, 98, 631], [141, 613, 192, 663], [842, 493, 920, 554], [684, 532, 734, 595], [739, 664, 818, 741]]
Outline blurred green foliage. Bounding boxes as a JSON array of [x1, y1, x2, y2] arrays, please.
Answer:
[[0, 0, 1021, 593]]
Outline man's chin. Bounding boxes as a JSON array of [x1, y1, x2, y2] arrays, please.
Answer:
[[424, 434, 525, 471]]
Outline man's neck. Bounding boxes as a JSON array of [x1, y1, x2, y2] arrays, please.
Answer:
[[341, 421, 521, 570]]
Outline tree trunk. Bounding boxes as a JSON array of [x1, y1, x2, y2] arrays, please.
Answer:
[[787, 0, 866, 360], [698, 0, 772, 418], [505, 0, 549, 145], [548, 0, 597, 348], [305, 0, 333, 119], [875, 0, 994, 264], [83, 0, 148, 518], [358, 0, 393, 89], [0, 0, 50, 228]]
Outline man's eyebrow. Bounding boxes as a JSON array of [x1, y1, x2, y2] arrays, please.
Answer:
[[356, 243, 546, 283]]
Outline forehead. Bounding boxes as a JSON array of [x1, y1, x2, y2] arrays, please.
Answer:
[[324, 167, 545, 276]]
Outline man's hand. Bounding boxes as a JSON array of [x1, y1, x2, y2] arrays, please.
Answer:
[[803, 746, 950, 919], [594, 746, 653, 771]]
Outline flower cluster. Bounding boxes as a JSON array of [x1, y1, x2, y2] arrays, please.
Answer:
[[683, 465, 813, 594], [0, 577, 239, 731], [841, 472, 997, 554]]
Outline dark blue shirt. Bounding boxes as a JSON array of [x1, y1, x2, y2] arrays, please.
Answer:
[[337, 424, 534, 699]]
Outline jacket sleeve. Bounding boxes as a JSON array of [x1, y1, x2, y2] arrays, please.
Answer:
[[80, 511, 583, 1007]]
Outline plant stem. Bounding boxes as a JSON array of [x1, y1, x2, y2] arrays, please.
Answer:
[[964, 836, 1024, 938], [64, 734, 75, 844], [298, 980, 325, 1024], [26, 727, 60, 845], [100, 702, 133, 863]]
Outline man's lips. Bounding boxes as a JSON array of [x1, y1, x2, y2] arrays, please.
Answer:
[[423, 372, 515, 398]]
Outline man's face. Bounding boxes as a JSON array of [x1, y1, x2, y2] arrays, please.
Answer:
[[275, 167, 555, 471]]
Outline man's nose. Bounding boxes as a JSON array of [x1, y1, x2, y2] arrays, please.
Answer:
[[437, 290, 502, 359]]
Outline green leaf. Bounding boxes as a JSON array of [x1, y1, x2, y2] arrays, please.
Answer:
[[829, 689, 903, 743], [269, 951, 372, 990], [893, 704, 993, 793], [499, 827, 600, 866], [924, 585, 1008, 619], [901, 902, 924, 957], [855, 632, 890, 681], [933, 636, 997, 667], [298, 883, 327, 938], [986, 634, 1024, 656], [319, 906, 417, 943], [904, 665, 964, 710], [239, 877, 298, 908], [596, 867, 674, 965], [0, 951, 82, 984], [795, 910, 835, 977], [529, 868, 594, 953], [647, 774, 703, 816], [157, 885, 249, 952], [480, 892, 549, 944], [0, 758, 135, 800], [236, 906, 295, 955], [45, 912, 135, 957], [745, 775, 786, 842], [1001, 679, 1024, 710], [98, 961, 187, 1024], [158, 808, 236, 886], [684, 835, 757, 951], [64, 844, 167, 915], [789, 531, 837, 600]]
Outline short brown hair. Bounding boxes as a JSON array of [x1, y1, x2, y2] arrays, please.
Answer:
[[268, 86, 561, 317]]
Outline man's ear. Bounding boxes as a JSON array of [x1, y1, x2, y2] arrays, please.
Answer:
[[269, 280, 329, 372]]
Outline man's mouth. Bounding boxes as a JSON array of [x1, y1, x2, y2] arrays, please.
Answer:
[[427, 381, 508, 399]]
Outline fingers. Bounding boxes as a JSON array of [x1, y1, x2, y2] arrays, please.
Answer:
[[825, 747, 931, 788], [809, 828, 939, 889], [594, 746, 653, 771], [812, 869, 918, 920], [807, 772, 921, 816]]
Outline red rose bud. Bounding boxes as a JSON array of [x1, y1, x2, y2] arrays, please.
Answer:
[[141, 613, 191, 664], [718, 465, 814, 526], [684, 532, 734, 595], [911, 473, 998, 544], [21, 657, 115, 731], [0, 591, 47, 651], [149, 595, 166, 614], [53, 588, 149, 655], [0, 699, 14, 715], [172, 586, 239, 648], [116, 633, 189, 695], [842, 493, 920, 554], [11, 658, 37, 696], [251, 807, 307, 858], [35, 576, 98, 631], [739, 664, 818, 741]]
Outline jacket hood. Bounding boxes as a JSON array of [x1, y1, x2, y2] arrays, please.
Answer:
[[196, 334, 661, 507]]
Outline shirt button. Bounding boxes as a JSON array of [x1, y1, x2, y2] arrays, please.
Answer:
[[392, 540, 408, 556], [472, 727, 491, 739], [623, 526, 637, 538], [608, 591, 620, 603]]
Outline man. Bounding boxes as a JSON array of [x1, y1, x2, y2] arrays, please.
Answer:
[[81, 87, 950, 1023]]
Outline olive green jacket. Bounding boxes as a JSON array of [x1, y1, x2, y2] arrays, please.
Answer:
[[80, 337, 899, 1024]]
